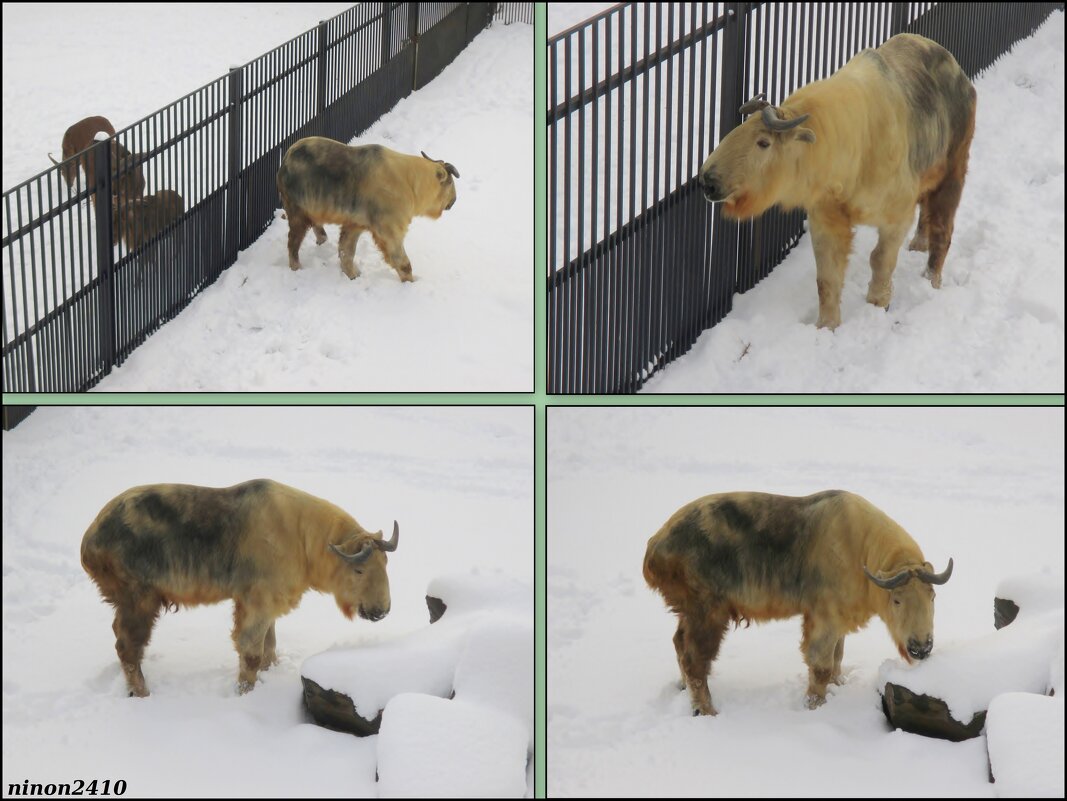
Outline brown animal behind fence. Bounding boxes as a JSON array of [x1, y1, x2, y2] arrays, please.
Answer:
[[48, 116, 146, 203]]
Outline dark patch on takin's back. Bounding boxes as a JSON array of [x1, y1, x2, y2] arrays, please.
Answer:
[[665, 495, 836, 600], [282, 141, 384, 218], [93, 485, 260, 588], [662, 508, 744, 590]]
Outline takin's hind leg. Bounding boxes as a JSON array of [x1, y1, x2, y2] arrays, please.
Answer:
[[921, 168, 969, 290], [112, 591, 164, 698], [232, 600, 271, 694], [908, 199, 930, 253], [673, 620, 687, 690], [866, 219, 911, 309], [678, 610, 728, 716], [337, 224, 366, 280], [261, 621, 278, 668], [830, 637, 846, 686], [801, 615, 840, 709], [285, 213, 312, 271]]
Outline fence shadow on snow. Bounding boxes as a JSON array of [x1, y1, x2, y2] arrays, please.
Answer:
[[2, 1, 527, 393], [547, 1, 1059, 394]]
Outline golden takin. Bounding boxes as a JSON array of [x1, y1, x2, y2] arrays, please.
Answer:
[[277, 136, 459, 282], [700, 34, 976, 329]]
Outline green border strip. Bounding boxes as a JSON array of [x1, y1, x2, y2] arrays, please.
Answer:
[[534, 4, 547, 798]]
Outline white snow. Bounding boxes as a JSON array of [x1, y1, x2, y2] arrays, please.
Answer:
[[985, 693, 1065, 798], [547, 406, 1064, 797], [301, 572, 532, 725], [878, 603, 1063, 722], [376, 693, 529, 798], [639, 13, 1065, 393], [2, 405, 532, 797]]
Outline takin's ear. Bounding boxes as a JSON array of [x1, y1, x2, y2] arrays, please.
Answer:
[[794, 127, 816, 144]]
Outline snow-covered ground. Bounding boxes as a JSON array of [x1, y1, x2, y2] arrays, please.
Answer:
[[2, 7, 532, 391], [641, 13, 1064, 392], [547, 406, 1064, 797], [2, 405, 533, 797]]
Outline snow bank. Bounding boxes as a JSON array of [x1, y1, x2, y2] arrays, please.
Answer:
[[376, 693, 528, 798]]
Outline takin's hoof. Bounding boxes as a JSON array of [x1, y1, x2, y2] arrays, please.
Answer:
[[237, 680, 256, 695], [923, 268, 942, 289], [815, 318, 840, 331], [806, 693, 827, 709], [127, 688, 149, 698], [692, 704, 718, 717]]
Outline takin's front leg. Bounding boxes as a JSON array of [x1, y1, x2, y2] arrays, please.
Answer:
[[867, 219, 911, 309], [371, 223, 415, 282], [808, 209, 853, 330], [233, 600, 272, 694], [801, 615, 840, 709]]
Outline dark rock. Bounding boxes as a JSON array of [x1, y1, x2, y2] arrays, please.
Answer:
[[427, 594, 447, 623], [994, 597, 1019, 630], [302, 675, 381, 736], [881, 682, 985, 741]]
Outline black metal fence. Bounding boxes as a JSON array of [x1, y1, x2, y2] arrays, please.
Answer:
[[547, 2, 1059, 394], [2, 1, 509, 393]]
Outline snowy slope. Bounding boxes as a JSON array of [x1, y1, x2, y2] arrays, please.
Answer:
[[89, 23, 533, 391]]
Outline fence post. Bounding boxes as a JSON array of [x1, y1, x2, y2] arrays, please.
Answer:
[[410, 2, 421, 90], [92, 136, 117, 377], [890, 3, 909, 35], [317, 19, 329, 136], [226, 66, 244, 261], [714, 2, 746, 304], [381, 2, 393, 66]]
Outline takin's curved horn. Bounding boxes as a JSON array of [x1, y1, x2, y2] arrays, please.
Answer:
[[739, 92, 769, 115], [375, 520, 399, 552], [48, 152, 61, 166], [760, 105, 811, 132], [863, 564, 913, 590], [421, 151, 460, 180], [329, 540, 374, 565], [916, 557, 954, 585]]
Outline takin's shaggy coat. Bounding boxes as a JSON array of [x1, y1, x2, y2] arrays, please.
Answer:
[[277, 137, 459, 282], [699, 34, 976, 329], [643, 490, 953, 715], [81, 479, 399, 697]]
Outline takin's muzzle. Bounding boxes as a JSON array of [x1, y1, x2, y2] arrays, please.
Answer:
[[699, 168, 727, 203]]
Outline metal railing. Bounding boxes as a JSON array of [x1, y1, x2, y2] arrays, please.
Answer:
[[2, 2, 501, 393], [547, 2, 1059, 393]]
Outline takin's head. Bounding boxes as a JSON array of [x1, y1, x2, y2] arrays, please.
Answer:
[[699, 93, 816, 220], [865, 558, 953, 662], [418, 151, 460, 217], [327, 521, 399, 622]]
